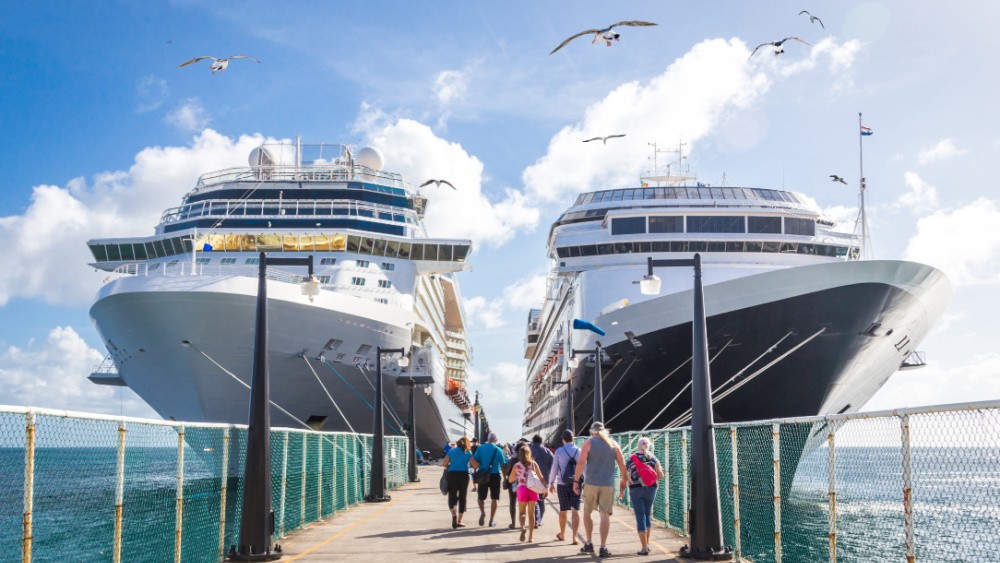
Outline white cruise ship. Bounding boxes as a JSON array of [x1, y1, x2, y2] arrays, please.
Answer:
[[522, 176, 952, 449], [87, 141, 484, 455]]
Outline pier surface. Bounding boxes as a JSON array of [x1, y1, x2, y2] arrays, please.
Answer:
[[281, 468, 691, 561]]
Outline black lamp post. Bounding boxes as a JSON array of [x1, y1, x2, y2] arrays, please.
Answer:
[[640, 254, 731, 561], [473, 391, 482, 443], [570, 317, 607, 425], [229, 252, 318, 562], [396, 373, 433, 483], [367, 347, 405, 502]]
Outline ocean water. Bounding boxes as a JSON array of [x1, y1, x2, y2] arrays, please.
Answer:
[[2, 446, 999, 562]]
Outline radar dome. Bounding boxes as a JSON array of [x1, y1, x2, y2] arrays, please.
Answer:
[[355, 146, 384, 171]]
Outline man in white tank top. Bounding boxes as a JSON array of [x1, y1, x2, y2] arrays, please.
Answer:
[[572, 421, 627, 558]]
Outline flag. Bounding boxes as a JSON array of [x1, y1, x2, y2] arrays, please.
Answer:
[[202, 243, 213, 251], [860, 125, 874, 137], [640, 181, 649, 187]]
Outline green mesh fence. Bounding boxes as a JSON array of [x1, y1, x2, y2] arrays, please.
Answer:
[[2, 406, 409, 563]]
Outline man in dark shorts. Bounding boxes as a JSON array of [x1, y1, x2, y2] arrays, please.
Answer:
[[547, 429, 582, 544], [470, 432, 508, 527]]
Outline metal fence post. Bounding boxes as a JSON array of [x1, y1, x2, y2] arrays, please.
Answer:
[[901, 414, 915, 563], [113, 421, 126, 563], [663, 431, 670, 529], [772, 423, 782, 563], [681, 429, 689, 536], [300, 433, 308, 528], [317, 435, 324, 521], [23, 411, 35, 563], [279, 431, 289, 538], [827, 423, 837, 563], [175, 425, 185, 563], [218, 428, 230, 562], [731, 426, 741, 560]]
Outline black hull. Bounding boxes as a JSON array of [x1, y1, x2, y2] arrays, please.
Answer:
[[526, 281, 919, 442]]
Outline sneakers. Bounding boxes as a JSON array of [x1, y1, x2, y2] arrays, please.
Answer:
[[599, 547, 611, 558], [488, 521, 497, 527], [451, 514, 458, 529], [580, 542, 594, 553], [637, 547, 649, 555]]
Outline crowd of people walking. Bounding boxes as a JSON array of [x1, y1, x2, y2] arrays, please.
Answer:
[[439, 422, 664, 557]]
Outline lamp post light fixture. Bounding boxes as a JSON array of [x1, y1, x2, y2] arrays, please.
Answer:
[[570, 318, 607, 425], [395, 371, 434, 483], [640, 254, 731, 561], [229, 252, 317, 562], [367, 346, 406, 502]]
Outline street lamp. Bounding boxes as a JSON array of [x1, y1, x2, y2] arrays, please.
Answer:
[[639, 254, 731, 561], [395, 371, 434, 483], [571, 318, 607, 424], [229, 252, 317, 562], [367, 347, 406, 502]]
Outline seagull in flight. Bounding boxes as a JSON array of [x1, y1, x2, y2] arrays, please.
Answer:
[[830, 175, 848, 185], [549, 21, 658, 55], [176, 55, 261, 74], [799, 11, 825, 29], [583, 134, 626, 145], [420, 179, 456, 190], [748, 37, 810, 59]]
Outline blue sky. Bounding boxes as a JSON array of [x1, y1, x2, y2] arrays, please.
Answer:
[[2, 1, 1000, 438]]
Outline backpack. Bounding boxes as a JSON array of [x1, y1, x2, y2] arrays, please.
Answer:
[[631, 454, 658, 487], [560, 444, 580, 485]]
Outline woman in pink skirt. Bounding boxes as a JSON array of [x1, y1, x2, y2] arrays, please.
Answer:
[[507, 443, 547, 543]]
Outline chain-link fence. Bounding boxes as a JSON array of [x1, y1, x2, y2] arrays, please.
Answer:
[[583, 400, 1000, 562], [2, 405, 409, 563]]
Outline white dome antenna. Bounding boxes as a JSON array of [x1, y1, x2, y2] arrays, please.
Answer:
[[355, 146, 384, 171]]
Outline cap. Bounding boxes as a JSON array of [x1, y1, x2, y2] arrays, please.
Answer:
[[590, 421, 606, 433], [561, 429, 574, 442]]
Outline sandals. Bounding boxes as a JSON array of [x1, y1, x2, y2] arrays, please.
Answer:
[[555, 533, 565, 541], [451, 514, 458, 529], [519, 528, 527, 542]]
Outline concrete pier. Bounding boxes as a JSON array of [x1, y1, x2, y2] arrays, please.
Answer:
[[281, 468, 692, 561]]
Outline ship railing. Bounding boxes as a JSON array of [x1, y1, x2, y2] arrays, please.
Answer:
[[159, 197, 416, 226], [0, 404, 410, 562], [190, 163, 407, 193], [587, 398, 1000, 562], [111, 262, 315, 285]]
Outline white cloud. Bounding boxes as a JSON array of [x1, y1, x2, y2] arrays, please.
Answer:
[[464, 296, 506, 329], [358, 108, 538, 247], [777, 37, 864, 78], [0, 326, 155, 416], [0, 130, 267, 306], [434, 69, 468, 107], [903, 198, 1000, 285], [918, 138, 967, 164], [135, 75, 168, 113], [466, 362, 525, 438], [896, 171, 939, 213], [503, 274, 547, 311], [165, 98, 211, 132], [522, 38, 771, 203], [862, 353, 1000, 413]]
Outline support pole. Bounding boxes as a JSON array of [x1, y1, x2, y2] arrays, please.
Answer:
[[218, 428, 230, 562], [593, 342, 604, 424], [827, 425, 837, 563], [367, 347, 402, 502], [23, 412, 35, 563], [114, 421, 126, 563], [175, 425, 185, 563], [408, 382, 419, 483]]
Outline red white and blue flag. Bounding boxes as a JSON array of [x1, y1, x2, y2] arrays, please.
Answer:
[[860, 125, 874, 136]]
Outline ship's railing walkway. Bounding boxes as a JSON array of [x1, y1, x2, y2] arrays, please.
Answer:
[[1, 405, 408, 563], [596, 399, 1000, 563]]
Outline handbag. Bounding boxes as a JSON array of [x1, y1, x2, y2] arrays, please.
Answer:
[[631, 454, 658, 487], [439, 468, 449, 495], [524, 464, 547, 494], [476, 448, 498, 486]]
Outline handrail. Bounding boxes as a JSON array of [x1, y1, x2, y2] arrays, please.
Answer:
[[159, 197, 417, 225], [191, 163, 409, 193]]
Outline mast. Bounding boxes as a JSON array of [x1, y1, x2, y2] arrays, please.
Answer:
[[855, 112, 872, 260]]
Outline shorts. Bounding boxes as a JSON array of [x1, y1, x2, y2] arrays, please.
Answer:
[[516, 485, 539, 503], [477, 473, 502, 501], [556, 484, 581, 511], [581, 484, 614, 515]]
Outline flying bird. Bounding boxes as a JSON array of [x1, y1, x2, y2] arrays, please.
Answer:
[[583, 134, 626, 145], [176, 55, 261, 74], [830, 175, 848, 185], [420, 179, 456, 190], [799, 10, 825, 29], [549, 20, 658, 55], [748, 37, 810, 59]]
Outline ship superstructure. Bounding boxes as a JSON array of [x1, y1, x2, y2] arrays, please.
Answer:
[[87, 141, 478, 454]]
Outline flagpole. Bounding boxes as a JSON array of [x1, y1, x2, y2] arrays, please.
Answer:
[[856, 112, 870, 260]]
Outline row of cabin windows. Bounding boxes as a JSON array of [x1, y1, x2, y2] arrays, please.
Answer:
[[610, 216, 816, 236], [555, 240, 852, 259], [349, 277, 390, 288], [575, 186, 801, 205], [89, 234, 470, 264]]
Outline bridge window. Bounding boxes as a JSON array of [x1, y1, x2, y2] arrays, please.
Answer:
[[380, 262, 394, 271], [321, 258, 336, 265], [687, 216, 746, 233], [378, 279, 392, 288], [649, 216, 683, 233], [784, 217, 815, 236], [351, 277, 366, 286], [611, 217, 646, 235], [748, 216, 781, 234]]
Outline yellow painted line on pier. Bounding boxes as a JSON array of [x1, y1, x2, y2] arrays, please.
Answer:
[[611, 511, 672, 556], [286, 484, 421, 561]]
